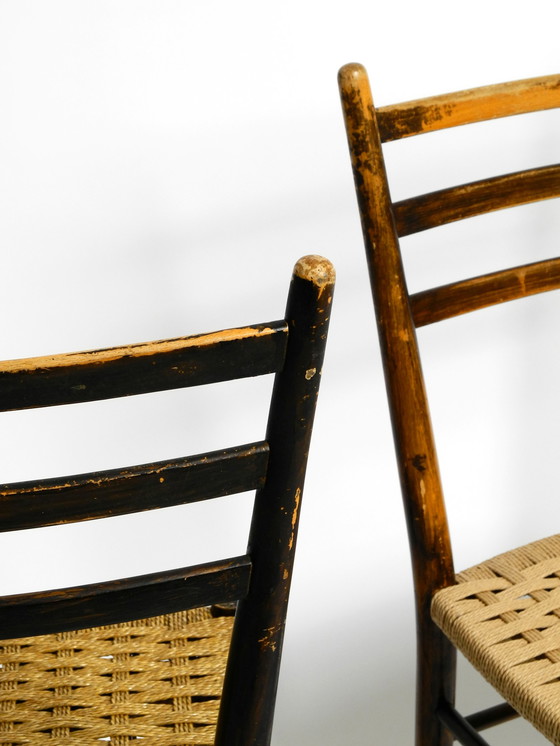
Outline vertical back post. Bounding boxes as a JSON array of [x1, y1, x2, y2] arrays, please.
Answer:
[[339, 63, 456, 746], [215, 255, 335, 746]]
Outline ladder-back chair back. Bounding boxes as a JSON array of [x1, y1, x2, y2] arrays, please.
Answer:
[[339, 62, 560, 746], [0, 254, 335, 746]]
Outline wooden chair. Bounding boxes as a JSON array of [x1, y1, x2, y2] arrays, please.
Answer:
[[0, 254, 335, 746], [339, 63, 560, 746]]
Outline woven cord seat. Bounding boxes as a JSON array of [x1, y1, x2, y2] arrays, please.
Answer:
[[0, 255, 335, 746], [432, 535, 560, 745], [0, 608, 234, 745]]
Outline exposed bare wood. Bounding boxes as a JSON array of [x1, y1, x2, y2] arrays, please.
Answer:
[[339, 61, 560, 746], [216, 254, 335, 746], [339, 61, 456, 746], [0, 255, 335, 746], [0, 323, 284, 373], [0, 320, 288, 411], [377, 74, 560, 142]]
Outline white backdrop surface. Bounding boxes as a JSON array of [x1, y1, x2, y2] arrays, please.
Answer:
[[1, 2, 559, 744]]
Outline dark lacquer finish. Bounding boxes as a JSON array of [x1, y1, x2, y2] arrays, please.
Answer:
[[0, 557, 252, 639], [215, 255, 335, 746], [0, 255, 335, 746], [0, 320, 288, 411], [0, 441, 269, 531], [339, 62, 559, 746]]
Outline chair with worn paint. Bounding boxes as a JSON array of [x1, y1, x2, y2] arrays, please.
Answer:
[[339, 62, 560, 745], [0, 254, 335, 746]]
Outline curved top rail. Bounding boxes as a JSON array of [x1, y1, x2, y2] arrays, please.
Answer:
[[0, 323, 284, 374], [0, 321, 288, 411], [377, 73, 560, 142]]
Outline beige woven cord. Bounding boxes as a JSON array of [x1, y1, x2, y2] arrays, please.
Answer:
[[0, 608, 233, 745], [432, 533, 560, 745]]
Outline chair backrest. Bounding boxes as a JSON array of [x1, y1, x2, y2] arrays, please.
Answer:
[[339, 63, 559, 734], [0, 254, 335, 746]]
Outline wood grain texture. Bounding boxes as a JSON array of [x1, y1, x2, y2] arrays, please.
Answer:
[[339, 61, 559, 746], [0, 321, 288, 411], [339, 62, 457, 746], [411, 259, 560, 327], [394, 165, 560, 237], [377, 74, 560, 142], [0, 441, 269, 531]]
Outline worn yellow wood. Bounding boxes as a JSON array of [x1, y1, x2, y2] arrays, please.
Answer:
[[339, 62, 457, 746], [377, 73, 560, 141], [293, 254, 336, 297], [339, 61, 560, 746], [0, 325, 282, 374], [0, 254, 335, 746], [338, 61, 455, 590]]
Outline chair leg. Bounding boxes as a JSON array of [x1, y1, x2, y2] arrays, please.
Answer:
[[416, 619, 457, 746]]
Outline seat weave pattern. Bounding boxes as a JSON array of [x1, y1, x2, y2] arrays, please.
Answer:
[[432, 534, 560, 745], [0, 608, 233, 745]]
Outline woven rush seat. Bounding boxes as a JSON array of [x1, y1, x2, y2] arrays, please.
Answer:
[[0, 255, 335, 745], [0, 608, 234, 745], [432, 535, 560, 744]]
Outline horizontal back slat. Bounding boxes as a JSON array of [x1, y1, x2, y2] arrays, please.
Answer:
[[0, 441, 269, 532], [377, 74, 560, 142], [394, 165, 560, 237], [411, 258, 560, 327], [0, 556, 251, 639], [0, 321, 288, 412]]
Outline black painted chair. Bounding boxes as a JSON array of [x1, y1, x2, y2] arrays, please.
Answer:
[[0, 254, 334, 746], [339, 63, 560, 746]]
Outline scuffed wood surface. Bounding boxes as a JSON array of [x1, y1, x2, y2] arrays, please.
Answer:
[[0, 557, 252, 638], [411, 258, 560, 326], [394, 165, 560, 237], [377, 74, 560, 142], [0, 321, 288, 411], [0, 442, 269, 531]]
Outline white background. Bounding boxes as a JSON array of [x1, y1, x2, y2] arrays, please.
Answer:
[[1, 2, 559, 744]]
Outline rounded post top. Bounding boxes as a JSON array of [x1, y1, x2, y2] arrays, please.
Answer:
[[293, 255, 335, 288], [338, 62, 368, 88]]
